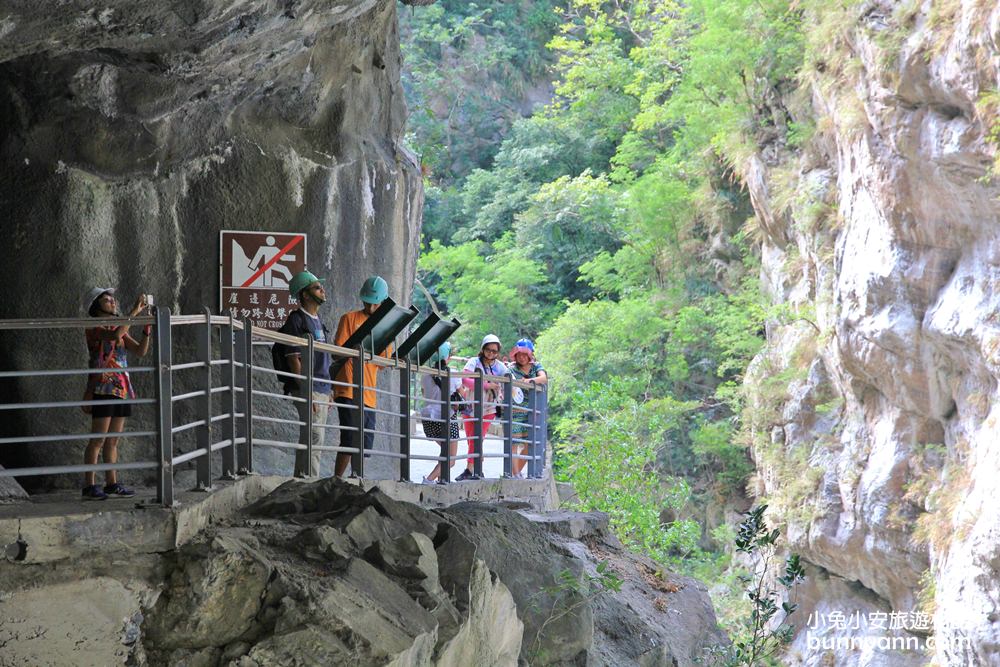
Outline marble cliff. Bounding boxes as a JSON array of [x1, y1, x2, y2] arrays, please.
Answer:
[[742, 1, 1000, 664]]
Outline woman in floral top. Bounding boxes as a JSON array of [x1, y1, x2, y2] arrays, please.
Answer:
[[506, 338, 547, 479], [82, 288, 151, 500]]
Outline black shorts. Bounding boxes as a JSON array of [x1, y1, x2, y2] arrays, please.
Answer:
[[423, 418, 459, 441], [91, 394, 132, 418]]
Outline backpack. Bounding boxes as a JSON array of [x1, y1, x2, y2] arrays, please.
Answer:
[[272, 310, 310, 395]]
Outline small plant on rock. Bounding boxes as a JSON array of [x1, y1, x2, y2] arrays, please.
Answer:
[[529, 561, 624, 662], [703, 504, 806, 666]]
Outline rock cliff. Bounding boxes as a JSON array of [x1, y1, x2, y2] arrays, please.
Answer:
[[0, 479, 725, 665], [744, 2, 1000, 664], [0, 0, 423, 479]]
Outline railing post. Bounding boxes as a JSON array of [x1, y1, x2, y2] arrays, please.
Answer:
[[503, 376, 514, 478], [441, 364, 453, 483], [352, 344, 365, 478], [154, 306, 174, 507], [220, 315, 238, 480], [527, 384, 539, 479], [399, 359, 411, 482], [303, 333, 315, 476], [536, 388, 548, 478], [194, 308, 213, 491], [240, 319, 254, 474], [473, 369, 484, 479]]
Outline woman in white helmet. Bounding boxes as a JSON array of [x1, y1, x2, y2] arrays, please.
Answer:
[[80, 288, 151, 500], [455, 334, 506, 481]]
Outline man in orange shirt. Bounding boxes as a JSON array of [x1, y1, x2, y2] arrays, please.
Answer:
[[333, 276, 392, 477]]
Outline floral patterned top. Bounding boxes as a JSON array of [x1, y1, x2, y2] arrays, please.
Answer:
[[85, 327, 134, 399]]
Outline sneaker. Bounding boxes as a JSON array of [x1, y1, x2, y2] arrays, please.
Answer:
[[103, 483, 135, 497], [454, 469, 474, 481], [82, 484, 108, 501], [421, 476, 437, 485], [512, 472, 525, 480]]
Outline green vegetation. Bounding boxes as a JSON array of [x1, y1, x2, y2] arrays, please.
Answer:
[[400, 0, 825, 643], [703, 506, 806, 666]]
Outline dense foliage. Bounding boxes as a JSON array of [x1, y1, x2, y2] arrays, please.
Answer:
[[400, 0, 807, 573]]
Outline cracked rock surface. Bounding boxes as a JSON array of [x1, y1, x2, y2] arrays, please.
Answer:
[[0, 479, 724, 666]]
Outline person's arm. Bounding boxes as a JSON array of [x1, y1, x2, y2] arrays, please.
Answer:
[[95, 295, 148, 342], [528, 369, 548, 386], [122, 325, 152, 356]]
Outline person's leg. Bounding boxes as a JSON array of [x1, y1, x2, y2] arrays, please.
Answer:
[[101, 415, 127, 485], [463, 417, 476, 471], [335, 397, 355, 477], [363, 407, 375, 454], [293, 391, 311, 476], [423, 419, 443, 481], [84, 415, 112, 487], [448, 420, 459, 473], [311, 393, 329, 476]]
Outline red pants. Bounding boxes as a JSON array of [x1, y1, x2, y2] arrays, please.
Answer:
[[462, 414, 495, 470]]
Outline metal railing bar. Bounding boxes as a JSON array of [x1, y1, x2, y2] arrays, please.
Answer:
[[171, 389, 208, 403], [171, 361, 209, 371], [210, 439, 233, 452], [0, 461, 158, 477], [313, 444, 361, 453], [249, 364, 306, 380], [368, 428, 403, 439], [173, 448, 209, 465], [367, 406, 405, 419], [0, 397, 156, 411], [0, 315, 154, 330], [367, 449, 405, 459], [0, 430, 157, 445], [316, 422, 359, 432], [0, 366, 156, 379], [171, 419, 206, 435], [253, 438, 306, 451], [251, 389, 306, 403], [209, 359, 229, 366], [251, 414, 306, 427], [210, 386, 229, 395], [370, 387, 405, 399], [209, 413, 232, 424]]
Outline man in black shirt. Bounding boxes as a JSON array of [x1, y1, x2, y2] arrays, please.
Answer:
[[284, 271, 332, 476]]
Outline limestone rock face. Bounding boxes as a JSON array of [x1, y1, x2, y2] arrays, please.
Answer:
[[0, 478, 722, 666], [743, 2, 1000, 664], [0, 0, 422, 479]]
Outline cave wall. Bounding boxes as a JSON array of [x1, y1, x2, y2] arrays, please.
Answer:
[[0, 0, 423, 481]]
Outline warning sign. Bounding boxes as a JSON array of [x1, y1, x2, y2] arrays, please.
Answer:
[[219, 231, 308, 329]]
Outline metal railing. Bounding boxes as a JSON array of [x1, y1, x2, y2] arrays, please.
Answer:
[[0, 309, 548, 506]]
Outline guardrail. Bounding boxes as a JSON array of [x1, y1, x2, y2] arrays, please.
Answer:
[[0, 308, 548, 506]]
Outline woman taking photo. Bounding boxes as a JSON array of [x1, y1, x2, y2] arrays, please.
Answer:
[[81, 288, 151, 500]]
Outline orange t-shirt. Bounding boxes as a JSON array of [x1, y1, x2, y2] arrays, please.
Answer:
[[333, 309, 392, 407]]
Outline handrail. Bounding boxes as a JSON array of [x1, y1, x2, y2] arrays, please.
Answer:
[[0, 307, 550, 506]]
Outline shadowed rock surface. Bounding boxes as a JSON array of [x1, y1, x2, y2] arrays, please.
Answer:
[[0, 0, 422, 482], [0, 478, 726, 665]]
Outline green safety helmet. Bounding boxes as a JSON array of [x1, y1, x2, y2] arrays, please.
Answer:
[[430, 341, 451, 364], [359, 275, 388, 304], [289, 271, 322, 298]]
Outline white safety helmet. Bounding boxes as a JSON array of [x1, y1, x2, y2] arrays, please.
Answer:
[[83, 287, 116, 315], [481, 334, 501, 350]]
